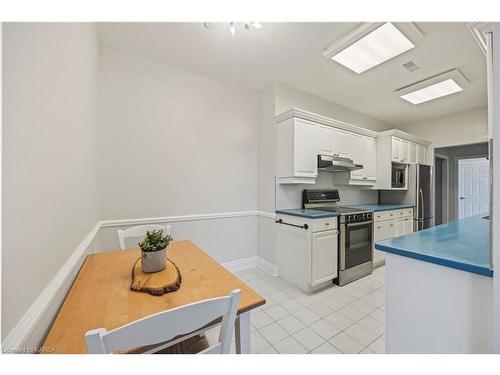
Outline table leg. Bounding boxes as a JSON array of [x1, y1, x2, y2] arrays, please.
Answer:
[[235, 311, 251, 354]]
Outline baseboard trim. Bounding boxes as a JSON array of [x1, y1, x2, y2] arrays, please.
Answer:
[[2, 222, 100, 352], [257, 257, 280, 277], [221, 256, 258, 273], [222, 256, 279, 278]]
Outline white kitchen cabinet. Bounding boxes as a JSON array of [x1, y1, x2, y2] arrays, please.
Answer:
[[400, 140, 409, 163], [409, 142, 417, 164], [373, 208, 414, 267], [277, 117, 318, 184], [364, 137, 377, 180], [350, 133, 365, 180], [318, 125, 335, 156], [333, 128, 351, 158], [333, 133, 376, 186], [276, 214, 339, 292], [311, 230, 338, 286], [416, 144, 426, 164], [375, 130, 431, 190], [391, 137, 400, 162]]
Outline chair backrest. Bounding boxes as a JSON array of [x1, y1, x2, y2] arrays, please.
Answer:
[[117, 224, 171, 250], [85, 289, 241, 354]]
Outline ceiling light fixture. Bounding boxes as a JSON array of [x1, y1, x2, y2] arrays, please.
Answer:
[[322, 22, 416, 74], [203, 22, 263, 36], [396, 69, 468, 105]]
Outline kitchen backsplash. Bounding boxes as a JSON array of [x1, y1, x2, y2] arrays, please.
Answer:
[[275, 172, 378, 210]]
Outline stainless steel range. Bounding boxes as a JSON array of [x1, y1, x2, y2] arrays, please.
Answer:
[[303, 189, 374, 286]]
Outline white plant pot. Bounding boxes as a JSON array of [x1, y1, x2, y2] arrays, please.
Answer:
[[141, 247, 167, 273]]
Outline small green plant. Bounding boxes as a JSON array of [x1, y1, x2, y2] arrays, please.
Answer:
[[138, 229, 173, 253]]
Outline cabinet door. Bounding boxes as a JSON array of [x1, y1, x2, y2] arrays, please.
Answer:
[[311, 230, 338, 285], [416, 144, 426, 164], [409, 142, 417, 164], [293, 119, 318, 177], [404, 217, 414, 234], [395, 219, 406, 237], [374, 220, 396, 241], [350, 133, 365, 180], [318, 125, 334, 156], [400, 140, 409, 163], [333, 128, 351, 158], [364, 137, 377, 180], [391, 137, 401, 162]]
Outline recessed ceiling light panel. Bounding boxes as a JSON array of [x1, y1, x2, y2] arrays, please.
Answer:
[[396, 69, 469, 105], [400, 79, 463, 104], [323, 23, 415, 74]]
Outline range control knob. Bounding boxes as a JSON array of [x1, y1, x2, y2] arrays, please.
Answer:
[[347, 215, 352, 222], [353, 215, 358, 221]]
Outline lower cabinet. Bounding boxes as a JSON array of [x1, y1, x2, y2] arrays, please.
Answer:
[[311, 230, 338, 286], [373, 208, 414, 267], [276, 214, 338, 292]]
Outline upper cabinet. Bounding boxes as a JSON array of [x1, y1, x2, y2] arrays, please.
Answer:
[[317, 125, 335, 156], [276, 109, 430, 187], [374, 130, 431, 190], [277, 117, 318, 184], [333, 128, 351, 159]]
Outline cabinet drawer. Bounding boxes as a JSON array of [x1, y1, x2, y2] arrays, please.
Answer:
[[312, 217, 338, 232], [374, 210, 397, 222], [395, 208, 413, 218]]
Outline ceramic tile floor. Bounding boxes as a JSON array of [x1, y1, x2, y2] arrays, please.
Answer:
[[205, 266, 386, 354]]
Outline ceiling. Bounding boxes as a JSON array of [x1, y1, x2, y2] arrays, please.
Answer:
[[98, 22, 487, 125]]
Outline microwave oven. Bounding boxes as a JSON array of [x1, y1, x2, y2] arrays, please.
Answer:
[[392, 164, 406, 188]]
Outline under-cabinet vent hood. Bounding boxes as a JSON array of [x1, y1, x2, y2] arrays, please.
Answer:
[[317, 154, 363, 172]]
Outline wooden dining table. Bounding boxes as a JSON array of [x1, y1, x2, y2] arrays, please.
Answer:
[[42, 240, 265, 354]]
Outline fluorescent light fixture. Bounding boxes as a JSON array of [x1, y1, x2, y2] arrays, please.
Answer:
[[396, 69, 468, 105], [325, 23, 415, 73], [400, 79, 463, 104]]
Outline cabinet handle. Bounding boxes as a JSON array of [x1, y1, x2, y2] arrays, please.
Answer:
[[377, 226, 381, 229], [325, 222, 330, 226], [390, 224, 394, 227]]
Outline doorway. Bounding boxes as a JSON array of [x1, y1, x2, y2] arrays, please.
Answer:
[[458, 157, 490, 219], [434, 154, 449, 225]]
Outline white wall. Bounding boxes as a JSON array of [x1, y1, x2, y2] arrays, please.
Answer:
[[2, 23, 99, 338], [398, 107, 488, 150], [97, 49, 259, 262]]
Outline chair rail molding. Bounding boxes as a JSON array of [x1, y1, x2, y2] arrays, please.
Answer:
[[2, 209, 279, 350]]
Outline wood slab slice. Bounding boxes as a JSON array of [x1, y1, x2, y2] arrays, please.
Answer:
[[130, 258, 182, 296]]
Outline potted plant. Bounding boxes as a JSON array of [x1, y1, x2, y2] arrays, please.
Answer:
[[138, 229, 173, 273]]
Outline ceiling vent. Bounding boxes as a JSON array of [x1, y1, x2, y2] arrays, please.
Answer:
[[402, 61, 419, 72]]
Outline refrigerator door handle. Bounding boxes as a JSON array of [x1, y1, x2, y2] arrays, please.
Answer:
[[419, 188, 424, 221]]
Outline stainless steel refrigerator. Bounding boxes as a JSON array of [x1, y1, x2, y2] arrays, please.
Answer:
[[380, 164, 434, 231]]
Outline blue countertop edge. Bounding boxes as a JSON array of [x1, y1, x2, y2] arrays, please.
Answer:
[[275, 209, 340, 219], [346, 204, 414, 212], [375, 242, 493, 277]]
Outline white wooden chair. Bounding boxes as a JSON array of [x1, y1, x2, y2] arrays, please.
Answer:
[[117, 224, 171, 250], [85, 289, 241, 354]]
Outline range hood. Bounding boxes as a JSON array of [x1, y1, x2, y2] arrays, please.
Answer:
[[317, 154, 363, 172]]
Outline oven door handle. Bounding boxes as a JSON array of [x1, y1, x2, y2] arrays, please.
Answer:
[[346, 220, 374, 227]]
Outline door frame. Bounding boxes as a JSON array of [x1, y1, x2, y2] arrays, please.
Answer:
[[457, 156, 490, 220], [434, 153, 450, 224]]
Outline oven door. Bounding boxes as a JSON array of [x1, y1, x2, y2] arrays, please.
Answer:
[[340, 221, 374, 270]]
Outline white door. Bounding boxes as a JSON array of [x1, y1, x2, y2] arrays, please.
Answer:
[[364, 137, 377, 180], [458, 158, 490, 219], [400, 140, 409, 163], [409, 142, 417, 164], [311, 230, 338, 285]]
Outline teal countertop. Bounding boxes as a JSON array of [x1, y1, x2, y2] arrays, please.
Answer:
[[275, 209, 340, 219], [375, 215, 492, 277], [346, 204, 414, 212]]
